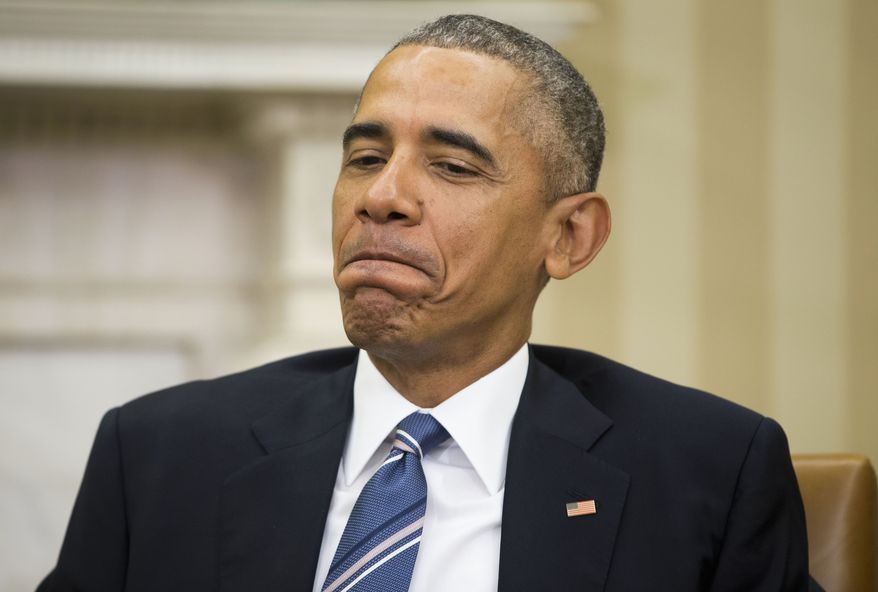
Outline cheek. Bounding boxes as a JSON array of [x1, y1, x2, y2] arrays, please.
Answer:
[[465, 212, 544, 279], [437, 212, 508, 284], [331, 191, 355, 248]]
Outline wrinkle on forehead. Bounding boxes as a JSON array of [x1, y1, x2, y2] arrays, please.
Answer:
[[357, 46, 532, 150]]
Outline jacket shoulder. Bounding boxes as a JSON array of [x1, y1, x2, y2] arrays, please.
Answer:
[[529, 344, 772, 468], [118, 347, 358, 430], [531, 343, 764, 426]]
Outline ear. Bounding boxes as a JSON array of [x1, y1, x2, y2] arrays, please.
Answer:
[[543, 192, 611, 280]]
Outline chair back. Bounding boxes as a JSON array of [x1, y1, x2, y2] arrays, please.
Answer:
[[792, 454, 877, 592]]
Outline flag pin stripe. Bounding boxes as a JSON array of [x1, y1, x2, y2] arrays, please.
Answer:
[[566, 499, 597, 517]]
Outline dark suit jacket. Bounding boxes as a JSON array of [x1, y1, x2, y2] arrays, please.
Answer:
[[39, 345, 811, 591]]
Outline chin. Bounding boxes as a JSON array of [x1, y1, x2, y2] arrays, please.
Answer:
[[340, 292, 415, 352]]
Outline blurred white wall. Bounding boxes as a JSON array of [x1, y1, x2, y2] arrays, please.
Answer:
[[0, 346, 187, 590]]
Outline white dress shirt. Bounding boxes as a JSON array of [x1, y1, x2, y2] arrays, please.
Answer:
[[312, 345, 529, 592]]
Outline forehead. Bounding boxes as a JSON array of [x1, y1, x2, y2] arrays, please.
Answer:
[[355, 45, 529, 141]]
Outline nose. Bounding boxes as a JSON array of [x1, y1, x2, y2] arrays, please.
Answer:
[[356, 156, 422, 225]]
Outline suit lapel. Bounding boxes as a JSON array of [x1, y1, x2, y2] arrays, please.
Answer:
[[218, 361, 356, 592], [499, 352, 630, 592]]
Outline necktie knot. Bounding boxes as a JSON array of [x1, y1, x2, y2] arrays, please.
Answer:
[[393, 412, 449, 459]]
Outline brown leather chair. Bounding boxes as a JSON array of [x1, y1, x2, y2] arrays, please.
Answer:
[[793, 454, 878, 592]]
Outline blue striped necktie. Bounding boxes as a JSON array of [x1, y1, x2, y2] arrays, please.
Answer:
[[321, 412, 449, 592]]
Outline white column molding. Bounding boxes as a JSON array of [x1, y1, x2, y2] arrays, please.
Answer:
[[236, 96, 355, 365], [0, 1, 599, 91]]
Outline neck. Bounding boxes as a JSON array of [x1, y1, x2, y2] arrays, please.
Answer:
[[366, 336, 529, 408]]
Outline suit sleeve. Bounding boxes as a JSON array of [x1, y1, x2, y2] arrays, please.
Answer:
[[709, 417, 810, 591], [37, 407, 129, 592]]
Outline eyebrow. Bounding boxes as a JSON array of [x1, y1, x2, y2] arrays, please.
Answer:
[[424, 126, 496, 167], [341, 121, 497, 168], [342, 122, 388, 150]]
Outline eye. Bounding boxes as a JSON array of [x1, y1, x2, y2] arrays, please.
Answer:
[[348, 155, 386, 169], [434, 161, 479, 178]]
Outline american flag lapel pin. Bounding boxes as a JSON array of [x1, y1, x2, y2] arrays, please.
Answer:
[[566, 499, 597, 517]]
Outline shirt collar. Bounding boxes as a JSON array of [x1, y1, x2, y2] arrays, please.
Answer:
[[343, 345, 529, 494]]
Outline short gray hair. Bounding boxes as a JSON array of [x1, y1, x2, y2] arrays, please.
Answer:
[[392, 14, 605, 199]]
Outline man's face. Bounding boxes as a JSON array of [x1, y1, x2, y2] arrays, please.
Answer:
[[332, 45, 556, 362]]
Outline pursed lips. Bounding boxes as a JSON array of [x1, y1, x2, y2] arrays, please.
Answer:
[[342, 248, 436, 278]]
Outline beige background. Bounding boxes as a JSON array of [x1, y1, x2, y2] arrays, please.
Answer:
[[534, 0, 877, 465], [0, 0, 875, 589]]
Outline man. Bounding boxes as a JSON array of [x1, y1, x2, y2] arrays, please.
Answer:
[[39, 14, 814, 592]]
